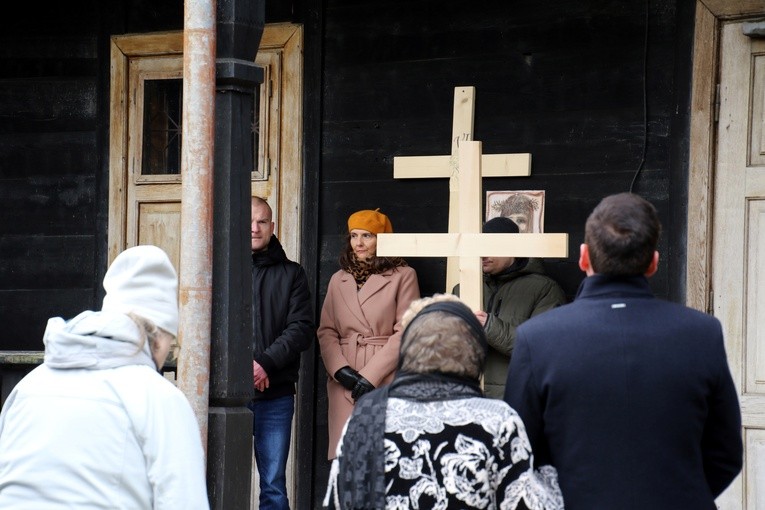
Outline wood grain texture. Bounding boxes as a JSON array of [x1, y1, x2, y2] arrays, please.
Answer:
[[700, 0, 765, 18], [685, 2, 717, 313]]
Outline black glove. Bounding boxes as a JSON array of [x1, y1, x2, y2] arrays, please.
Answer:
[[351, 376, 375, 401], [334, 366, 362, 391]]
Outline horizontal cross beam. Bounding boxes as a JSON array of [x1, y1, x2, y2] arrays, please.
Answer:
[[377, 233, 569, 258], [394, 153, 531, 179]]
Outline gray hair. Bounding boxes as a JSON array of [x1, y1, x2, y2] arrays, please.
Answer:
[[399, 294, 484, 380], [127, 312, 177, 365]]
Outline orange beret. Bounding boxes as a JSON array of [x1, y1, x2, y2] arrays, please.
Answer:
[[347, 208, 393, 234]]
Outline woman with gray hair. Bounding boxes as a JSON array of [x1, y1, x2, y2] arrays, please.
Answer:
[[324, 294, 563, 510]]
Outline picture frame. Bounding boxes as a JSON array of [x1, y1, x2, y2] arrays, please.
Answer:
[[485, 190, 546, 233]]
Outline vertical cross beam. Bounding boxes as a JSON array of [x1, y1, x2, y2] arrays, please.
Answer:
[[393, 87, 532, 291], [457, 141, 483, 311]]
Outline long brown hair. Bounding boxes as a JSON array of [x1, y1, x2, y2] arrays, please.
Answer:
[[338, 234, 407, 274]]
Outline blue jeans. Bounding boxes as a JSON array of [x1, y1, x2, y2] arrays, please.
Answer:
[[248, 396, 294, 510]]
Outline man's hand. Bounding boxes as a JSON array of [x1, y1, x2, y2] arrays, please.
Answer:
[[474, 310, 489, 327], [253, 360, 270, 392]]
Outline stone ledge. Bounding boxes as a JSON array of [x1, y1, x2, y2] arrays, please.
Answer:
[[0, 351, 44, 365]]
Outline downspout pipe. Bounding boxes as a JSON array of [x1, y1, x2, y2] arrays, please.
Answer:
[[178, 0, 216, 449]]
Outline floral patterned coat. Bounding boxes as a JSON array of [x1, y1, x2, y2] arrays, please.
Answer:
[[325, 395, 564, 509]]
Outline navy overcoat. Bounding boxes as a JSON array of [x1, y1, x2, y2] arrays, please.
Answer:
[[505, 274, 743, 510]]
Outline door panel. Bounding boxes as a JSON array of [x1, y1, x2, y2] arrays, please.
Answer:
[[126, 55, 183, 271], [109, 25, 305, 509], [713, 21, 765, 509], [136, 202, 182, 271]]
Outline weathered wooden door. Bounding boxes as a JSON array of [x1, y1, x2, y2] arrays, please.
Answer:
[[108, 25, 304, 265], [108, 34, 185, 270], [712, 20, 765, 509], [125, 53, 184, 269], [108, 26, 305, 509]]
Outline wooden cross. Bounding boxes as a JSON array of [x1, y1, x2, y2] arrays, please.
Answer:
[[394, 86, 532, 291], [379, 141, 568, 312]]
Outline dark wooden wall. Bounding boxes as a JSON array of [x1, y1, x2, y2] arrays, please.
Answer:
[[316, 0, 695, 302], [308, 0, 696, 504], [0, 1, 188, 351], [0, 3, 100, 350], [0, 0, 697, 507]]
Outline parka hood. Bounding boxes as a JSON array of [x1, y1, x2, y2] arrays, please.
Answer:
[[43, 310, 156, 371]]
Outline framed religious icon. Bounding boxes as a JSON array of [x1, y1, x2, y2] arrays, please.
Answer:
[[486, 190, 545, 233]]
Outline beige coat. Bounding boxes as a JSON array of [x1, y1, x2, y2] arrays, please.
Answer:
[[318, 265, 420, 458]]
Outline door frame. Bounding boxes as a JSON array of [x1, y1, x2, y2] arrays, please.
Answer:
[[107, 24, 304, 264], [687, 2, 765, 508], [108, 32, 184, 262], [686, 0, 765, 312], [108, 26, 307, 508]]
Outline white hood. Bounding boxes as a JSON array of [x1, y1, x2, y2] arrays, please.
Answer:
[[43, 310, 156, 370]]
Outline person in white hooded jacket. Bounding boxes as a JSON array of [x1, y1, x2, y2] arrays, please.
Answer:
[[0, 245, 209, 509]]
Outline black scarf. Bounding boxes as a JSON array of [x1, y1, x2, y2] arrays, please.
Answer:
[[341, 254, 408, 290], [333, 372, 482, 509]]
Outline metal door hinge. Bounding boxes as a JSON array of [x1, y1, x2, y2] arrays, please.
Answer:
[[714, 83, 721, 123]]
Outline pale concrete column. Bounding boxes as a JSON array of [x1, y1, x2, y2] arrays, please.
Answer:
[[177, 0, 216, 447]]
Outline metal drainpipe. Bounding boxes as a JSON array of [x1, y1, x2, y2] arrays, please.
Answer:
[[177, 0, 216, 451]]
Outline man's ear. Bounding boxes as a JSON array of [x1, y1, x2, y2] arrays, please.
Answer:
[[644, 250, 659, 277], [579, 244, 593, 275]]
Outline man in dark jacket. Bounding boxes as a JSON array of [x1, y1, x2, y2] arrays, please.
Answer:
[[454, 216, 566, 399], [249, 196, 314, 510], [504, 193, 743, 509]]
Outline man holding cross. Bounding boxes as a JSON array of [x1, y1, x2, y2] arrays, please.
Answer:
[[379, 136, 569, 400], [453, 216, 566, 399]]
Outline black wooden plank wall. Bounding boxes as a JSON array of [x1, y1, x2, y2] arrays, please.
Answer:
[[310, 0, 695, 503], [0, 1, 184, 352], [0, 5, 101, 350], [0, 0, 696, 505], [317, 0, 693, 302]]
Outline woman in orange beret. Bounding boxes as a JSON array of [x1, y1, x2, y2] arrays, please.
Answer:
[[318, 209, 420, 459]]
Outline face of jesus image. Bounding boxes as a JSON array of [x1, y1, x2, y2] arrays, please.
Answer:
[[499, 195, 536, 233], [508, 212, 530, 233]]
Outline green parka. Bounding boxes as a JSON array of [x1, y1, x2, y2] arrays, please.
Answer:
[[456, 258, 566, 399]]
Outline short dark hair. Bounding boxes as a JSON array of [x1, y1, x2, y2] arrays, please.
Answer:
[[584, 193, 661, 276]]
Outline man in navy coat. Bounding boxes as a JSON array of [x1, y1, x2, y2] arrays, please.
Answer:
[[504, 192, 742, 509]]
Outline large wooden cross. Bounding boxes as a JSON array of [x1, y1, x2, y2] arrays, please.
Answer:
[[379, 141, 568, 312], [394, 86, 532, 291]]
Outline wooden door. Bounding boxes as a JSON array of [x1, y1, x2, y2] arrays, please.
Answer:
[[109, 26, 305, 510], [712, 20, 765, 509], [253, 23, 305, 262], [125, 54, 183, 270], [108, 25, 304, 265], [108, 34, 185, 270]]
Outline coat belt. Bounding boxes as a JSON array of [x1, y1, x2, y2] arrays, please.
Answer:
[[339, 333, 388, 351]]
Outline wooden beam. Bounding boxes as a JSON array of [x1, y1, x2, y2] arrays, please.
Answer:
[[394, 153, 531, 179], [377, 233, 569, 258], [700, 0, 765, 18], [379, 141, 568, 313], [391, 87, 533, 291]]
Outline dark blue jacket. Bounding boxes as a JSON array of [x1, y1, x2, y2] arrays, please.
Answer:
[[505, 274, 742, 509], [252, 235, 314, 400]]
